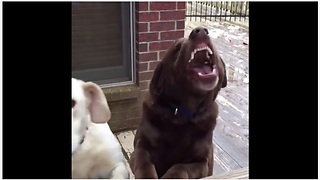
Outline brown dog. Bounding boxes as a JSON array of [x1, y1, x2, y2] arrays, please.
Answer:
[[129, 27, 227, 179]]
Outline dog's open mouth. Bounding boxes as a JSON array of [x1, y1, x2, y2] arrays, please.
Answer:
[[188, 42, 217, 80]]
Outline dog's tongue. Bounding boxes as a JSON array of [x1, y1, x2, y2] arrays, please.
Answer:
[[192, 65, 217, 78], [193, 65, 212, 74]]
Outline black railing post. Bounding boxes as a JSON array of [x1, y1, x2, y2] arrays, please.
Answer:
[[214, 2, 217, 21], [240, 2, 243, 21], [229, 1, 232, 21], [205, 1, 208, 21], [185, 1, 249, 23], [210, 2, 213, 21], [234, 2, 238, 21], [225, 1, 228, 21], [219, 1, 222, 22]]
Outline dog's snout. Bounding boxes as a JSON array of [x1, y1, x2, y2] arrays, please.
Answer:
[[189, 27, 209, 40], [196, 28, 208, 36]]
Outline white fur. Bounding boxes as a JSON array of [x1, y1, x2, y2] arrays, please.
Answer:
[[72, 78, 129, 179]]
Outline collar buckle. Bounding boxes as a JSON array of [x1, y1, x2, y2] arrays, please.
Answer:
[[174, 108, 178, 116]]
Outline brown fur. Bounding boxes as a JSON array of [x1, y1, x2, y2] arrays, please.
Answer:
[[129, 27, 227, 179]]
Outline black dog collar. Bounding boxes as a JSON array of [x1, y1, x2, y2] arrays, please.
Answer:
[[158, 98, 196, 121]]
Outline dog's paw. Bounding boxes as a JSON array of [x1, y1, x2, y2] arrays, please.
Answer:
[[135, 169, 158, 179], [161, 165, 188, 179]]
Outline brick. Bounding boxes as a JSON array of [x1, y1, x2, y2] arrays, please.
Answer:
[[139, 80, 150, 90], [150, 2, 176, 11], [138, 43, 147, 52], [137, 12, 159, 22], [109, 117, 141, 132], [136, 2, 148, 11], [139, 71, 154, 81], [159, 50, 167, 60], [160, 30, 184, 40], [105, 92, 113, 102], [138, 62, 148, 71], [110, 89, 121, 102], [139, 89, 149, 99], [138, 32, 159, 42], [137, 22, 148, 32], [119, 90, 130, 100], [176, 20, 185, 30], [125, 108, 142, 119], [160, 10, 185, 21], [177, 2, 186, 9], [149, 41, 174, 51], [149, 61, 160, 71], [150, 21, 175, 32], [110, 111, 126, 121], [120, 99, 142, 109], [138, 52, 158, 62], [109, 99, 141, 113], [109, 103, 122, 113]]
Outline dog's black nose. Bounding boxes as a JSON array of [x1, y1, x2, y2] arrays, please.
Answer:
[[195, 27, 209, 36], [189, 27, 209, 39]]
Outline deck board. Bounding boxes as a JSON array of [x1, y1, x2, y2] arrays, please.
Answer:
[[214, 117, 248, 168], [213, 139, 241, 173], [116, 131, 135, 159], [204, 167, 249, 179]]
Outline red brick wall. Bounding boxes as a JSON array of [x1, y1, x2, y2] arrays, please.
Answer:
[[136, 2, 186, 99]]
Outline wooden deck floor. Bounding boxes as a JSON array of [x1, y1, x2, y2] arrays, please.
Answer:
[[114, 20, 249, 178]]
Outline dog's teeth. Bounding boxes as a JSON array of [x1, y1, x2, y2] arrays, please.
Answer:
[[198, 72, 203, 75], [204, 61, 209, 64], [189, 52, 194, 63], [194, 46, 211, 55], [206, 51, 210, 59], [207, 47, 213, 55]]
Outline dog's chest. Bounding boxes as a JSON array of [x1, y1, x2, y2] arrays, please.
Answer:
[[158, 124, 201, 151]]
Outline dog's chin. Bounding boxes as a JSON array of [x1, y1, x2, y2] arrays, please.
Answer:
[[192, 76, 219, 91]]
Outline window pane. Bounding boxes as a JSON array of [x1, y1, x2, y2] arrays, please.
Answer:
[[72, 2, 132, 85]]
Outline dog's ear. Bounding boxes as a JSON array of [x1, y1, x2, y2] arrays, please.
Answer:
[[149, 38, 186, 98], [149, 61, 164, 98], [83, 82, 111, 123], [220, 57, 227, 88]]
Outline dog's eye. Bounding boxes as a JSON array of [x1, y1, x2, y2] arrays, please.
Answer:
[[72, 99, 76, 108]]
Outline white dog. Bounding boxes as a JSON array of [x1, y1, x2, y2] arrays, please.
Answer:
[[72, 78, 130, 179]]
